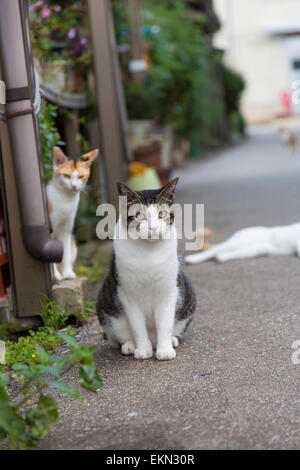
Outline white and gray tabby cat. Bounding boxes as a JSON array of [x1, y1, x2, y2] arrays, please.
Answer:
[[46, 146, 98, 281], [97, 178, 196, 361], [185, 223, 300, 264]]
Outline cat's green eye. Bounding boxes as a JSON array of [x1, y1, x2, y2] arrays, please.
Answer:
[[63, 174, 70, 179], [79, 175, 84, 179], [159, 210, 168, 219], [135, 211, 145, 221]]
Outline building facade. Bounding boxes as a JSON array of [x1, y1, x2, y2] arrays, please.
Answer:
[[213, 0, 300, 122]]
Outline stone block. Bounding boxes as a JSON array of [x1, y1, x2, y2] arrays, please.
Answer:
[[52, 276, 88, 316]]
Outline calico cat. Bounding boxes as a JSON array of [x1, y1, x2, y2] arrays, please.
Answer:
[[97, 178, 196, 361], [46, 146, 98, 281], [185, 222, 300, 264]]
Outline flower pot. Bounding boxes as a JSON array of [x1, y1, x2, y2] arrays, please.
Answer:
[[127, 168, 161, 191], [133, 141, 162, 169], [42, 60, 67, 92], [129, 120, 153, 140], [42, 61, 84, 93]]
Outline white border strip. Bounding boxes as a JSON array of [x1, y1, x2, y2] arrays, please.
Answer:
[[0, 80, 5, 105]]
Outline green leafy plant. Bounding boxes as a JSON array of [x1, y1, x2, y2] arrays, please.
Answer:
[[221, 63, 246, 135], [125, 1, 221, 144], [0, 323, 12, 341], [117, 0, 244, 150], [4, 298, 70, 366], [111, 0, 130, 45], [38, 99, 65, 182], [5, 329, 62, 367], [30, 1, 92, 79], [74, 300, 97, 324], [39, 296, 68, 331], [222, 63, 246, 116], [0, 333, 102, 449], [82, 300, 96, 316], [74, 263, 103, 283]]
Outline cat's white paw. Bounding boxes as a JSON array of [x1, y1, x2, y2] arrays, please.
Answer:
[[54, 272, 63, 282], [62, 271, 77, 280], [53, 264, 63, 281], [121, 341, 135, 356], [134, 344, 153, 360], [156, 347, 176, 361], [216, 253, 227, 263], [172, 336, 179, 348]]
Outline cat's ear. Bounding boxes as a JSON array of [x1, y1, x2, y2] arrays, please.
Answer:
[[80, 149, 99, 166], [53, 147, 68, 167], [158, 177, 179, 205], [117, 182, 142, 205]]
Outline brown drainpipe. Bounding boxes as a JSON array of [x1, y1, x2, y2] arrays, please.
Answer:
[[0, 0, 63, 263]]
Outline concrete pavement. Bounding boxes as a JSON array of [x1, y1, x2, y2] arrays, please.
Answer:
[[43, 124, 300, 450]]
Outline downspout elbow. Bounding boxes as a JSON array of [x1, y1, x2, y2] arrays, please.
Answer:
[[22, 225, 63, 263]]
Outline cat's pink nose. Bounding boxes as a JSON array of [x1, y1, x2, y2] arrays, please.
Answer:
[[71, 184, 77, 190], [150, 226, 158, 233]]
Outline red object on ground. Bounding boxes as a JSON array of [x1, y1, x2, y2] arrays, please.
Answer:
[[281, 90, 292, 113]]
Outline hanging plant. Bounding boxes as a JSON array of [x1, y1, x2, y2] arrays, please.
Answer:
[[29, 1, 92, 92]]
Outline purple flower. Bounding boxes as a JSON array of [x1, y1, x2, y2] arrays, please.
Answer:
[[69, 35, 88, 57], [53, 5, 62, 13], [41, 7, 51, 18], [49, 27, 67, 43], [68, 27, 77, 39]]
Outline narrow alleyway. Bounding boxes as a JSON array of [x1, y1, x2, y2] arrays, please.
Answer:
[[44, 124, 300, 450]]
